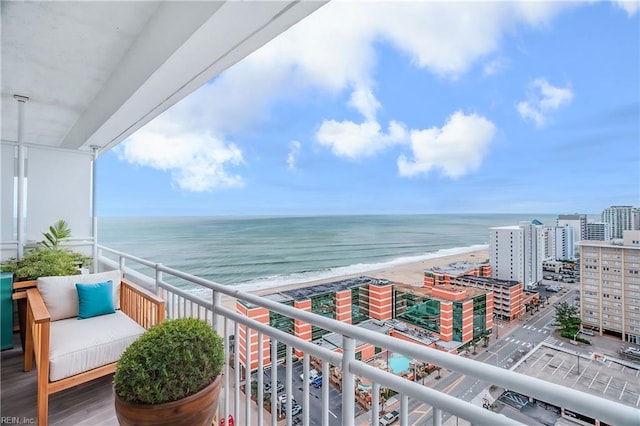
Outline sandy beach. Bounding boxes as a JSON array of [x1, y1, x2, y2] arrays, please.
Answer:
[[222, 248, 489, 308]]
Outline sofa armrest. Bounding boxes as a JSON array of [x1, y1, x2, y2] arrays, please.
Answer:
[[25, 288, 51, 377], [120, 279, 165, 329], [26, 288, 51, 324]]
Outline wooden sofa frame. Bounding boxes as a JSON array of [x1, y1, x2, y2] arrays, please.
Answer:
[[24, 278, 165, 426]]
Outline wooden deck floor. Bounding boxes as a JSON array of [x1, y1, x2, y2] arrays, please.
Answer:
[[1, 334, 118, 425]]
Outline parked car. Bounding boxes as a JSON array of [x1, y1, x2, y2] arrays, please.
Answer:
[[312, 375, 322, 388], [579, 329, 594, 336], [300, 369, 319, 382], [380, 410, 399, 425], [291, 404, 302, 416], [276, 382, 285, 393]]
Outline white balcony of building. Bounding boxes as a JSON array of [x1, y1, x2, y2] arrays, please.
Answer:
[[1, 2, 639, 426]]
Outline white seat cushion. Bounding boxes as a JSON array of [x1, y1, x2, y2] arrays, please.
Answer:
[[49, 311, 145, 382]]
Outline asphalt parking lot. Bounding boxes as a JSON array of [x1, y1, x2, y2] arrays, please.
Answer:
[[257, 361, 343, 425]]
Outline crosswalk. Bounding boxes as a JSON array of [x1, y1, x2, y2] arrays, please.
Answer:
[[503, 337, 534, 348], [521, 325, 549, 333], [544, 336, 564, 347]]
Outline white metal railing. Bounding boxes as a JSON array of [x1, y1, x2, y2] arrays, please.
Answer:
[[97, 245, 640, 426]]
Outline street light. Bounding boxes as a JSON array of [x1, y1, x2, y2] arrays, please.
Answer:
[[493, 313, 499, 339]]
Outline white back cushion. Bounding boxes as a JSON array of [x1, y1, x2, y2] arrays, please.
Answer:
[[37, 270, 123, 321]]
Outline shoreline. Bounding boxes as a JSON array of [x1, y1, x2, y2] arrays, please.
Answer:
[[222, 247, 489, 308]]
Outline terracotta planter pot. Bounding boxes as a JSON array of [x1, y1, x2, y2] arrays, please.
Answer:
[[115, 375, 223, 426]]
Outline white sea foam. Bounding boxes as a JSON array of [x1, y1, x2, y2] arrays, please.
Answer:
[[228, 244, 488, 293]]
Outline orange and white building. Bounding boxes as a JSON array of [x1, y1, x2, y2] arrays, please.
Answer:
[[237, 275, 494, 371]]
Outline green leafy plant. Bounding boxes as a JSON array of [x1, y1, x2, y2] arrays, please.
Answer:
[[41, 219, 72, 249], [0, 219, 90, 280], [114, 318, 225, 405], [1, 247, 87, 279]]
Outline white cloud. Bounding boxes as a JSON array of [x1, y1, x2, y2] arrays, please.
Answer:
[[119, 124, 243, 192], [287, 141, 301, 170], [317, 119, 406, 160], [397, 111, 497, 178], [483, 57, 510, 76], [614, 1, 640, 15], [122, 2, 572, 190], [517, 78, 574, 128], [348, 87, 381, 121]]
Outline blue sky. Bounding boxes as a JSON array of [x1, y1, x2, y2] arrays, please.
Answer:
[[97, 1, 640, 216]]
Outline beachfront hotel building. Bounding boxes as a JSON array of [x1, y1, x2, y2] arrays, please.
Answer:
[[448, 275, 526, 321], [557, 213, 587, 242], [554, 224, 576, 260], [601, 205, 637, 239], [586, 222, 612, 241], [236, 276, 493, 370], [490, 220, 545, 290], [578, 230, 640, 344], [423, 260, 527, 321], [423, 260, 492, 287]]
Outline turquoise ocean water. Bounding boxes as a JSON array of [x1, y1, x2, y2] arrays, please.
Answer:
[[98, 214, 557, 292]]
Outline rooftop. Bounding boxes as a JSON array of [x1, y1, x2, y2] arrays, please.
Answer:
[[395, 282, 488, 301], [265, 276, 393, 302], [315, 319, 393, 351], [426, 260, 489, 277], [454, 274, 521, 288], [512, 343, 640, 410]]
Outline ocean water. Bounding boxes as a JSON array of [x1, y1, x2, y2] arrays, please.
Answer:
[[98, 214, 557, 292]]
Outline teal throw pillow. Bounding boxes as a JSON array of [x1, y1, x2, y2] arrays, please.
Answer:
[[76, 280, 116, 319]]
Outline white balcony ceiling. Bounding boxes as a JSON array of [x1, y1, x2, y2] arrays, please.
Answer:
[[1, 0, 325, 155]]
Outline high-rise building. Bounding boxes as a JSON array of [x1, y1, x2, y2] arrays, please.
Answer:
[[489, 220, 544, 290], [554, 225, 575, 260], [541, 226, 556, 260], [578, 230, 640, 344], [632, 208, 640, 231], [586, 222, 612, 241], [602, 206, 634, 239], [557, 214, 587, 242]]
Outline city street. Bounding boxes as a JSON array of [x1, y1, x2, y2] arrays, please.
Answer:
[[403, 284, 578, 425]]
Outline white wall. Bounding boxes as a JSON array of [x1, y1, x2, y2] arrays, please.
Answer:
[[25, 147, 92, 242]]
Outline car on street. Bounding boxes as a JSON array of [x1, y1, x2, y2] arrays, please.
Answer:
[[300, 369, 319, 382], [579, 329, 594, 336], [291, 404, 302, 416], [380, 410, 399, 425], [312, 375, 322, 388]]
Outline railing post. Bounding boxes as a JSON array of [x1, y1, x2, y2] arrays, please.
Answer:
[[223, 317, 230, 426], [154, 264, 162, 295], [234, 321, 240, 426], [285, 345, 293, 426], [119, 256, 125, 273], [401, 394, 408, 426], [258, 332, 264, 426], [322, 361, 330, 426], [341, 336, 355, 425], [372, 382, 380, 426], [212, 290, 221, 335], [245, 328, 252, 426], [303, 353, 310, 426], [433, 407, 442, 426], [271, 338, 278, 426]]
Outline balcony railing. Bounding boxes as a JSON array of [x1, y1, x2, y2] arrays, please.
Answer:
[[98, 245, 639, 426]]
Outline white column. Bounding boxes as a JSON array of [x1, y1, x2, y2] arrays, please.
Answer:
[[14, 95, 29, 258], [91, 146, 99, 270]]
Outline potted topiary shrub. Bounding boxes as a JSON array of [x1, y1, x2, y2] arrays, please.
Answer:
[[114, 318, 225, 426]]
